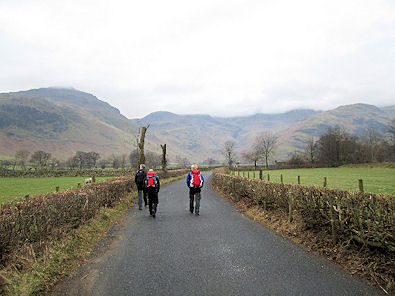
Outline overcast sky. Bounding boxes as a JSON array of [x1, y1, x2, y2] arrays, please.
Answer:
[[0, 0, 394, 118]]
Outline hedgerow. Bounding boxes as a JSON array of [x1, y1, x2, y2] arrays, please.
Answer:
[[0, 169, 188, 263], [212, 168, 394, 252]]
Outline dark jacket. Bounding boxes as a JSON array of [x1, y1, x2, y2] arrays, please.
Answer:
[[144, 172, 160, 193], [135, 169, 147, 190]]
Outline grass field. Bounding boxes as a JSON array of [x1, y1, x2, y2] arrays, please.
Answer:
[[0, 176, 114, 204], [233, 167, 395, 195]]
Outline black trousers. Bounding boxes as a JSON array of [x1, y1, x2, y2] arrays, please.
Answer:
[[189, 187, 201, 213], [147, 189, 158, 214]]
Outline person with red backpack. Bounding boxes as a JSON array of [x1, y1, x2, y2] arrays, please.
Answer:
[[186, 164, 204, 215], [144, 169, 160, 218]]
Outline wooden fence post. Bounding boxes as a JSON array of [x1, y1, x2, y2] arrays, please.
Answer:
[[259, 170, 263, 180], [56, 186, 59, 192], [297, 176, 301, 185], [323, 177, 327, 188], [92, 176, 96, 183], [253, 171, 256, 179], [280, 174, 283, 183], [247, 171, 250, 178], [358, 179, 364, 193], [267, 174, 270, 181]]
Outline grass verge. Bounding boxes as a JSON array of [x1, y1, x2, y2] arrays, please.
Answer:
[[212, 184, 394, 295], [0, 175, 185, 296]]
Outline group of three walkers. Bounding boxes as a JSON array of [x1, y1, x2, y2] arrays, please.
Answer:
[[134, 164, 204, 218]]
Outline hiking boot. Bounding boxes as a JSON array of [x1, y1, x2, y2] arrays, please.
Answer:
[[139, 207, 142, 210], [195, 212, 199, 216]]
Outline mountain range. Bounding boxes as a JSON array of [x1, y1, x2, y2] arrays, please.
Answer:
[[0, 88, 394, 162]]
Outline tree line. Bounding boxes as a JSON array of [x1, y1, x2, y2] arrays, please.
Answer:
[[1, 125, 187, 171], [0, 149, 166, 170], [289, 125, 394, 167], [221, 119, 395, 168]]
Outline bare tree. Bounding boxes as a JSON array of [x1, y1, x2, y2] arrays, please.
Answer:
[[108, 154, 121, 169], [161, 144, 167, 174], [222, 141, 235, 168], [120, 154, 127, 169], [138, 125, 150, 166], [15, 150, 30, 170], [317, 127, 359, 166], [304, 137, 318, 166], [146, 151, 162, 168], [87, 151, 101, 168], [176, 155, 190, 168], [97, 159, 108, 169], [31, 150, 51, 168], [256, 132, 278, 169], [242, 150, 260, 170], [361, 128, 382, 162], [129, 149, 139, 168]]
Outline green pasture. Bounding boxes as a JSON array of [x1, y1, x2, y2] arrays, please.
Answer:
[[233, 167, 395, 195], [0, 177, 114, 204]]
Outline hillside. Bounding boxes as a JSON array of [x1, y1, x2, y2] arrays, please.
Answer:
[[0, 88, 393, 162], [277, 103, 395, 157], [135, 104, 394, 162], [0, 88, 138, 159], [132, 109, 319, 161]]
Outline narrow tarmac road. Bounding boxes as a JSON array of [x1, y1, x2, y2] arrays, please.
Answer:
[[51, 173, 383, 296]]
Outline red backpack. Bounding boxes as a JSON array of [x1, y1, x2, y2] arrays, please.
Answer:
[[145, 172, 158, 188], [190, 170, 203, 188]]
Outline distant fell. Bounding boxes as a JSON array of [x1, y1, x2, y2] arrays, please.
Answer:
[[0, 88, 138, 159], [277, 103, 394, 155], [0, 88, 393, 162]]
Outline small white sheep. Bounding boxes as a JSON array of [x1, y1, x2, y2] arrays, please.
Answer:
[[85, 177, 92, 184]]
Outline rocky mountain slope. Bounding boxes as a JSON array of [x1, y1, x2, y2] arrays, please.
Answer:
[[135, 104, 394, 161], [0, 88, 393, 162], [0, 88, 138, 159]]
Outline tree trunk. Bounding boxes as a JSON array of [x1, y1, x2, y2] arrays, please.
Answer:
[[161, 144, 167, 175], [138, 125, 150, 166]]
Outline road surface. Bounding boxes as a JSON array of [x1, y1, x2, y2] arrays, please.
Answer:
[[50, 173, 383, 296]]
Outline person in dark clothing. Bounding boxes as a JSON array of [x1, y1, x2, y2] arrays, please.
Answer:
[[144, 169, 160, 218], [186, 164, 204, 215], [135, 164, 147, 210]]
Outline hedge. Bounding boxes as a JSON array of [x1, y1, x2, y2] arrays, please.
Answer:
[[212, 169, 394, 252], [0, 169, 188, 262]]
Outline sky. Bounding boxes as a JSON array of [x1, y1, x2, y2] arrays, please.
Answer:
[[0, 0, 394, 118]]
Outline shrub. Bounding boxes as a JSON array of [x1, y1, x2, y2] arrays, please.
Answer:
[[0, 169, 188, 263], [212, 168, 394, 252]]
